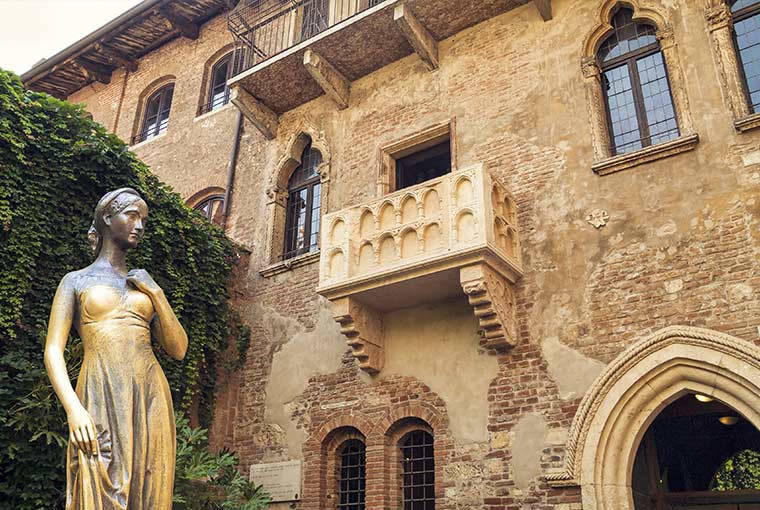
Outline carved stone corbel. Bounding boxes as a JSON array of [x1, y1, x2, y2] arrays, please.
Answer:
[[460, 263, 518, 352], [331, 297, 384, 374]]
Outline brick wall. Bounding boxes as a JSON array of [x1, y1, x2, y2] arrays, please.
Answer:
[[67, 0, 760, 508]]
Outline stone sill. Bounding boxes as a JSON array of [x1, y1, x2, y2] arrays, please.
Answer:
[[129, 131, 167, 150], [193, 103, 234, 123], [259, 250, 320, 278], [592, 133, 700, 176], [734, 112, 760, 133]]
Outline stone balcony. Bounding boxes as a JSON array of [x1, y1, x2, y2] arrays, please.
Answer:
[[227, 0, 550, 138], [317, 163, 523, 373]]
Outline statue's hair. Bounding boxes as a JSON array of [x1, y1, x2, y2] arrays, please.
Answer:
[[88, 188, 144, 256]]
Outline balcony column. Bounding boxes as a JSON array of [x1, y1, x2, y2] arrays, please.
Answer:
[[460, 263, 518, 352]]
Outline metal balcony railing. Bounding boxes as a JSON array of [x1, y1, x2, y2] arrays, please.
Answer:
[[228, 0, 384, 77]]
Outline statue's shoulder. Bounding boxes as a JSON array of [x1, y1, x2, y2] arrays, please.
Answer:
[[59, 268, 89, 292]]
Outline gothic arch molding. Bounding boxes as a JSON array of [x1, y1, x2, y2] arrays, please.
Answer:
[[547, 326, 760, 510], [582, 0, 669, 58]]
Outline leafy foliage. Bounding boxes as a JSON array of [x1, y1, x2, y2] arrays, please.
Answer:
[[0, 69, 250, 509], [711, 449, 760, 491], [175, 414, 271, 510]]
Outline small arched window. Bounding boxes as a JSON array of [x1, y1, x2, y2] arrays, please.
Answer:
[[731, 0, 760, 113], [194, 194, 225, 225], [134, 84, 174, 144], [283, 141, 322, 260], [599, 8, 679, 155], [200, 54, 232, 115], [337, 439, 366, 510], [400, 430, 434, 510]]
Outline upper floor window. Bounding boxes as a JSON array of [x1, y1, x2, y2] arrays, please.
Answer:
[[133, 84, 174, 144], [599, 8, 679, 155], [194, 194, 224, 225], [283, 142, 322, 260], [337, 439, 366, 510], [395, 140, 451, 191], [731, 0, 760, 112], [200, 54, 232, 115], [400, 430, 435, 510]]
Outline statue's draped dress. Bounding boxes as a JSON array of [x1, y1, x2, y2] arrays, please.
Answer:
[[66, 275, 175, 510]]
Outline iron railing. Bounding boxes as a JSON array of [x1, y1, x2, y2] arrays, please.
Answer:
[[198, 88, 231, 115], [228, 0, 384, 77]]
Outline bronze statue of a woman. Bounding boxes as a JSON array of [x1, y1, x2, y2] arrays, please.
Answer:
[[44, 188, 188, 510]]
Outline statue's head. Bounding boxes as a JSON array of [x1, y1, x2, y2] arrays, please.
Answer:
[[88, 188, 148, 256]]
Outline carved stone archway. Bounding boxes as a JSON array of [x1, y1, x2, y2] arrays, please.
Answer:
[[547, 326, 760, 510]]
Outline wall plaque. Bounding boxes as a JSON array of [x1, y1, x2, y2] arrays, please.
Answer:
[[249, 460, 302, 502]]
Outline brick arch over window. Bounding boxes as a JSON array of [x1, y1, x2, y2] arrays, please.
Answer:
[[187, 187, 226, 225], [263, 129, 332, 267], [546, 326, 760, 510], [198, 44, 234, 116], [131, 75, 176, 145], [581, 1, 697, 175], [705, 0, 760, 131], [303, 414, 373, 510]]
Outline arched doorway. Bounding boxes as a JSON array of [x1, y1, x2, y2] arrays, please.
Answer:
[[632, 394, 760, 509], [546, 326, 760, 510]]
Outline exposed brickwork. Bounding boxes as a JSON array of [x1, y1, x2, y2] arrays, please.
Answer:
[[62, 1, 760, 509]]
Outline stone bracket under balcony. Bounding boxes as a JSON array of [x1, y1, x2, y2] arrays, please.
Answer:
[[317, 163, 523, 373]]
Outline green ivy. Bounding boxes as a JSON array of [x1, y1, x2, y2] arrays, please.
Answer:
[[0, 69, 250, 509], [711, 449, 760, 491]]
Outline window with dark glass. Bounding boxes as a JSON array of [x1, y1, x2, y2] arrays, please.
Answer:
[[134, 84, 174, 144], [283, 142, 322, 260], [337, 440, 366, 510], [599, 8, 679, 155], [732, 0, 760, 112], [301, 0, 330, 41], [400, 431, 434, 510], [201, 54, 232, 115], [395, 140, 451, 191], [194, 194, 224, 225]]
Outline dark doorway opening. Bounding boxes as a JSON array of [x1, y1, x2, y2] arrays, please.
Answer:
[[395, 141, 451, 191], [632, 394, 760, 509]]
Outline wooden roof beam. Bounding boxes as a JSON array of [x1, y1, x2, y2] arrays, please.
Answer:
[[73, 58, 113, 85], [94, 43, 138, 72], [533, 0, 552, 21], [303, 49, 350, 110], [394, 3, 439, 71], [158, 5, 200, 40]]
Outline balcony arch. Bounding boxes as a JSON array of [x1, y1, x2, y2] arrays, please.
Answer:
[[546, 326, 760, 510]]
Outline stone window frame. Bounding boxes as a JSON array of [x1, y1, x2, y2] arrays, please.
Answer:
[[130, 75, 176, 147], [260, 130, 332, 277], [705, 0, 760, 132], [582, 0, 699, 176], [376, 118, 457, 196], [187, 186, 226, 226], [197, 44, 235, 117]]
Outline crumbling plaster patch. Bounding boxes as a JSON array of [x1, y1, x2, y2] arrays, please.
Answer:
[[379, 298, 498, 444], [511, 412, 549, 490], [541, 335, 604, 400], [260, 297, 348, 458]]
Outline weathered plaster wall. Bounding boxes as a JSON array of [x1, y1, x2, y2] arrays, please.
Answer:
[[68, 0, 760, 508]]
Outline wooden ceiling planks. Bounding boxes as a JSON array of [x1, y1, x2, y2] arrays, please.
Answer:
[[24, 0, 229, 99]]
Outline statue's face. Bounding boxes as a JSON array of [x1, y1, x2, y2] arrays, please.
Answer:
[[106, 199, 148, 249]]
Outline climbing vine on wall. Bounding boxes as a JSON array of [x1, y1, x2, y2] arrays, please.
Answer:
[[0, 69, 249, 509]]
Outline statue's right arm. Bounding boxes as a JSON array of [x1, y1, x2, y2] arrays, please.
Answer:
[[44, 274, 98, 457]]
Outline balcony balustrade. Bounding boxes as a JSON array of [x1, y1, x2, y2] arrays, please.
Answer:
[[226, 0, 548, 137], [317, 163, 523, 373]]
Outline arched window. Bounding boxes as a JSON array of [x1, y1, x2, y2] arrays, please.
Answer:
[[337, 439, 366, 510], [200, 53, 232, 115], [400, 430, 434, 510], [599, 8, 679, 155], [731, 0, 760, 113], [283, 141, 322, 260], [194, 194, 225, 225], [134, 84, 174, 144]]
